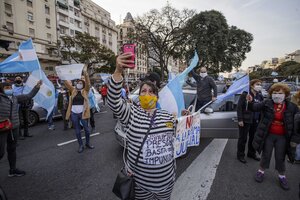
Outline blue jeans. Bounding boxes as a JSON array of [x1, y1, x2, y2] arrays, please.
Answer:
[[71, 112, 91, 146], [47, 109, 54, 127]]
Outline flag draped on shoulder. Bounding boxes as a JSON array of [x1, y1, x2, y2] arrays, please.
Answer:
[[0, 38, 40, 73], [55, 64, 84, 80], [214, 75, 249, 104], [23, 70, 55, 119], [158, 51, 199, 117]]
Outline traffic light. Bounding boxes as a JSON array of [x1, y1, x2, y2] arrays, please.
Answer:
[[0, 40, 11, 51]]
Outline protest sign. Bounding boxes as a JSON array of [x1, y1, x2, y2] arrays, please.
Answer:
[[55, 64, 84, 80], [174, 111, 201, 158]]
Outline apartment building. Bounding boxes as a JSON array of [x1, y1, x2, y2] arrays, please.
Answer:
[[117, 12, 148, 82], [81, 0, 118, 54], [0, 0, 60, 74]]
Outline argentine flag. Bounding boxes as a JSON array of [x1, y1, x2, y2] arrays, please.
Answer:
[[0, 38, 40, 73], [158, 51, 199, 117], [215, 75, 249, 104], [23, 70, 55, 119]]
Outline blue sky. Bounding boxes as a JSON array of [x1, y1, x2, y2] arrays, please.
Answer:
[[93, 0, 300, 70]]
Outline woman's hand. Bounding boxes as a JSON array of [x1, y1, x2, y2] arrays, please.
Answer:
[[116, 53, 134, 73], [181, 109, 191, 116], [113, 53, 134, 82], [35, 80, 43, 88], [238, 121, 244, 127], [246, 94, 253, 102]]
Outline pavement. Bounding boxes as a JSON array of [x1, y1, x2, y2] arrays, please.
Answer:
[[0, 106, 299, 200]]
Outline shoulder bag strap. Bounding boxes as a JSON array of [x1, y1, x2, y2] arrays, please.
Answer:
[[133, 109, 157, 168]]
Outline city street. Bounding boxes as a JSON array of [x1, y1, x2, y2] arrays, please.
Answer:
[[0, 107, 299, 200]]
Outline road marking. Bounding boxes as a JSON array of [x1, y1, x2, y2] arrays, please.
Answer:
[[171, 139, 228, 200], [57, 132, 101, 147]]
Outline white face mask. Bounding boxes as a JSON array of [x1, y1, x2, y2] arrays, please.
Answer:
[[253, 85, 262, 92], [76, 83, 83, 90], [200, 72, 207, 78], [272, 93, 285, 104]]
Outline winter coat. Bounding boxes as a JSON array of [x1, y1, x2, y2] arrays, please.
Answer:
[[237, 91, 264, 124], [64, 73, 91, 120], [249, 99, 300, 154], [0, 87, 39, 129]]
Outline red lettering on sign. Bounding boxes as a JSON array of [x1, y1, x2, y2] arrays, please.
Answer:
[[186, 116, 193, 129]]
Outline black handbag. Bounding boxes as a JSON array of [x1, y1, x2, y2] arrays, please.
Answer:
[[112, 110, 157, 200]]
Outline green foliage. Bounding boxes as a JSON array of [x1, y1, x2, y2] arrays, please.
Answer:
[[185, 10, 253, 74], [249, 61, 300, 79], [276, 61, 300, 76], [59, 32, 116, 73]]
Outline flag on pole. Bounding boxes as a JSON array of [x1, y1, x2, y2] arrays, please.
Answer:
[[214, 75, 249, 104], [55, 64, 84, 80], [0, 38, 40, 73], [23, 70, 55, 119], [158, 51, 199, 117]]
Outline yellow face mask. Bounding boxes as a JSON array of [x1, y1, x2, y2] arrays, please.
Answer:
[[139, 95, 158, 109]]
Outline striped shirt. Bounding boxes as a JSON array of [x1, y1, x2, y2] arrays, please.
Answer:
[[108, 77, 176, 192]]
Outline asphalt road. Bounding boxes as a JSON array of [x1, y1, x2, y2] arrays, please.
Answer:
[[0, 107, 211, 200], [0, 106, 299, 200]]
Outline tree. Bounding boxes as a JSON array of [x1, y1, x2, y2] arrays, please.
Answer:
[[185, 10, 253, 73], [276, 61, 300, 76], [135, 4, 195, 81], [59, 32, 116, 74], [223, 26, 253, 72]]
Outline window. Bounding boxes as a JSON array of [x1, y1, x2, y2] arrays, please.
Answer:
[[70, 18, 74, 24], [69, 6, 73, 11], [47, 33, 52, 41], [46, 18, 50, 26], [74, 10, 80, 17], [45, 5, 50, 15], [27, 0, 33, 7], [5, 3, 12, 14], [70, 29, 74, 35], [6, 22, 14, 32], [29, 28, 35, 37], [27, 12, 34, 21]]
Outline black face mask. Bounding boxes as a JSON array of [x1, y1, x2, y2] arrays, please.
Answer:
[[15, 80, 22, 84]]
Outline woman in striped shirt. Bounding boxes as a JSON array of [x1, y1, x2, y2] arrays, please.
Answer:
[[108, 53, 176, 200]]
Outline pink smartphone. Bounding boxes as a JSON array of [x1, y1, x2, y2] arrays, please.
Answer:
[[122, 44, 136, 69]]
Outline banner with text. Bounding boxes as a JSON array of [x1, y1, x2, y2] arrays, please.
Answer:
[[174, 111, 201, 158]]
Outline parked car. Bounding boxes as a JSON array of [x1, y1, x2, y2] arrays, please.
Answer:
[[114, 87, 240, 147], [27, 86, 102, 127]]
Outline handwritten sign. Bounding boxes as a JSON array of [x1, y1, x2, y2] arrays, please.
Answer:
[[143, 132, 174, 165], [174, 111, 201, 158]]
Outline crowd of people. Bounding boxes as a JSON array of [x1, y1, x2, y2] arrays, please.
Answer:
[[0, 52, 299, 199]]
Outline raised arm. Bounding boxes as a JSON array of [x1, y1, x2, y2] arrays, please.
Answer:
[[107, 53, 134, 125], [64, 80, 74, 93], [16, 80, 42, 103], [83, 69, 91, 92], [191, 69, 200, 82]]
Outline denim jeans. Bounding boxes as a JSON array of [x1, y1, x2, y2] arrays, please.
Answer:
[[70, 112, 91, 146], [47, 109, 54, 127]]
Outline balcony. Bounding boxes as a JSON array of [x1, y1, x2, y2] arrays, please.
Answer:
[[57, 1, 68, 10]]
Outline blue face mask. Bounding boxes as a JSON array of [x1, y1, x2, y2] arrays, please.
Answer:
[[4, 89, 13, 96]]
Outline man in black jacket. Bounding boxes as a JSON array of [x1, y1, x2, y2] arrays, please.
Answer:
[[191, 67, 217, 112], [236, 79, 264, 163], [0, 80, 42, 177], [12, 76, 34, 138]]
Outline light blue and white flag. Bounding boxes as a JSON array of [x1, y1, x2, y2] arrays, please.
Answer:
[[0, 39, 40, 73], [168, 72, 176, 83], [55, 64, 84, 80], [23, 70, 55, 119], [214, 75, 249, 104], [159, 51, 199, 117]]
